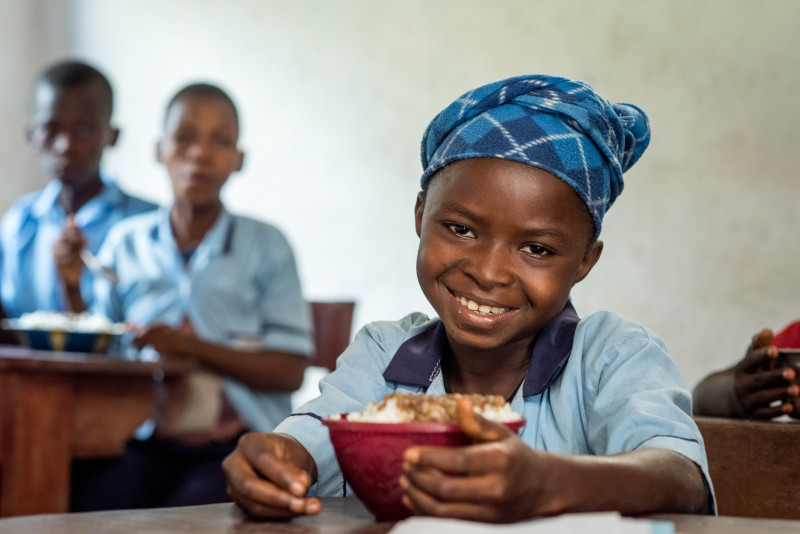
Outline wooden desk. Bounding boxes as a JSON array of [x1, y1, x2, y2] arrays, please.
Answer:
[[1, 498, 799, 533], [0, 346, 191, 517], [695, 416, 800, 519]]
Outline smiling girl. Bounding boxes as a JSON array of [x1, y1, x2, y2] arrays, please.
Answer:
[[223, 74, 714, 522]]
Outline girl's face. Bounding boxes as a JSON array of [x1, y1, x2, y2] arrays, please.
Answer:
[[414, 158, 602, 359], [157, 95, 242, 209]]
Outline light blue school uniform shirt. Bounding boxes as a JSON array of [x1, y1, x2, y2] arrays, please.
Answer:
[[279, 302, 716, 512], [0, 176, 157, 317], [92, 206, 314, 432]]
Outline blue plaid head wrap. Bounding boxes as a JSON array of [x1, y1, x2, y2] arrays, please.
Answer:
[[420, 75, 650, 238]]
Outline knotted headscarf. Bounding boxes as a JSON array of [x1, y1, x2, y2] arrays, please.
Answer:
[[420, 75, 650, 238]]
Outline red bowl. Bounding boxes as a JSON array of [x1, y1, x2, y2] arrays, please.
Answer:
[[322, 415, 525, 521]]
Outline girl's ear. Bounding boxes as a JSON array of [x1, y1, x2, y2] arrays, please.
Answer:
[[155, 140, 164, 164], [414, 191, 426, 238], [234, 150, 244, 172], [574, 240, 603, 285]]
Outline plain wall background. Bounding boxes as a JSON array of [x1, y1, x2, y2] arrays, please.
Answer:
[[1, 0, 798, 391]]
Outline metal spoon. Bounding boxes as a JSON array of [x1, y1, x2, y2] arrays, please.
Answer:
[[80, 248, 119, 285]]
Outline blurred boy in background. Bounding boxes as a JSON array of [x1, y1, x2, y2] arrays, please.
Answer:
[[0, 59, 156, 319], [65, 82, 312, 510]]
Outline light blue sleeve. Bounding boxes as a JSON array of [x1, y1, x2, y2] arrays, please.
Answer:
[[575, 312, 716, 512], [253, 226, 313, 355], [275, 315, 429, 495]]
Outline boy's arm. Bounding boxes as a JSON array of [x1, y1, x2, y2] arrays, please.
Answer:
[[131, 324, 307, 391], [692, 367, 742, 417]]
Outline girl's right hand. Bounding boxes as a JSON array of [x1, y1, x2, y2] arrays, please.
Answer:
[[223, 432, 321, 519]]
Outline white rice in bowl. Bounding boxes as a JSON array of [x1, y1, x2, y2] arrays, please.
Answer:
[[337, 392, 521, 423], [15, 311, 123, 334]]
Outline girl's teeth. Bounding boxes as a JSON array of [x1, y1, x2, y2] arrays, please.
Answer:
[[458, 296, 508, 315]]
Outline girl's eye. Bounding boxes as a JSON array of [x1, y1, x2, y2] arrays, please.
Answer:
[[446, 223, 476, 238], [521, 244, 551, 258]]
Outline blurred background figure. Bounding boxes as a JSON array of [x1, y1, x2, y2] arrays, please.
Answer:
[[693, 321, 800, 419], [0, 59, 156, 320], [67, 82, 313, 511]]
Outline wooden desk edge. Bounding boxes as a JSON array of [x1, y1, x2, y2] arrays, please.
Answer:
[[4, 502, 800, 534], [0, 345, 194, 376]]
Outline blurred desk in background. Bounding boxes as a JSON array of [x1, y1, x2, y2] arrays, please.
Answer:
[[0, 346, 191, 517], [695, 415, 800, 519]]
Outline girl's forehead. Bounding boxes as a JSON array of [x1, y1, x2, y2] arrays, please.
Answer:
[[432, 158, 557, 194], [427, 159, 594, 239]]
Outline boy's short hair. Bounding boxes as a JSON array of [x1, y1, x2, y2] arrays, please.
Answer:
[[164, 83, 239, 132], [35, 60, 114, 118]]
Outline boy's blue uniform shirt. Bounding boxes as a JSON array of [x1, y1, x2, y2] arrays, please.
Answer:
[[91, 206, 314, 433], [0, 176, 156, 317], [278, 305, 715, 512]]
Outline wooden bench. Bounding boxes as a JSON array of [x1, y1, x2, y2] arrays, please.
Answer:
[[309, 301, 355, 372], [695, 416, 800, 519]]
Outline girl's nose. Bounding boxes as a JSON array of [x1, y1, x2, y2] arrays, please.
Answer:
[[463, 241, 514, 288]]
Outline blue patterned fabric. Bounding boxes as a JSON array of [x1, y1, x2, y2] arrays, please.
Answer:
[[420, 75, 651, 237]]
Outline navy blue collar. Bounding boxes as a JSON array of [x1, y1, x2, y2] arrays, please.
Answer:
[[383, 301, 580, 397]]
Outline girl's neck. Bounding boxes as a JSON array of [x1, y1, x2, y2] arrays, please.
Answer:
[[443, 341, 533, 400], [169, 200, 222, 250]]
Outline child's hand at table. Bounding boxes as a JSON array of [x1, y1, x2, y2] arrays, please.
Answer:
[[732, 328, 800, 418], [52, 215, 87, 286], [400, 397, 556, 522], [222, 432, 321, 518], [130, 324, 194, 359]]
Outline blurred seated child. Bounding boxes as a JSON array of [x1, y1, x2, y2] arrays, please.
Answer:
[[693, 320, 800, 419], [66, 83, 313, 511], [222, 74, 714, 522], [0, 59, 156, 318]]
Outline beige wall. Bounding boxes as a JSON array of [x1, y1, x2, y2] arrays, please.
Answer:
[[1, 0, 798, 389]]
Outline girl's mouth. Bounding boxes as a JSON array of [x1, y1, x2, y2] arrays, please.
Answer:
[[457, 295, 509, 316]]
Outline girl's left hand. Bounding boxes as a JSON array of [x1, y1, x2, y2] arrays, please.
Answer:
[[399, 397, 552, 523]]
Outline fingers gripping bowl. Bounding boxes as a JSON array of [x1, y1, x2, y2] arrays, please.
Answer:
[[322, 393, 525, 521]]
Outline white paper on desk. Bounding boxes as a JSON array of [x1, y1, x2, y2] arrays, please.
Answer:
[[388, 512, 674, 534]]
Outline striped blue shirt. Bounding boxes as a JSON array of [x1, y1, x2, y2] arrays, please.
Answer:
[[0, 177, 156, 316]]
